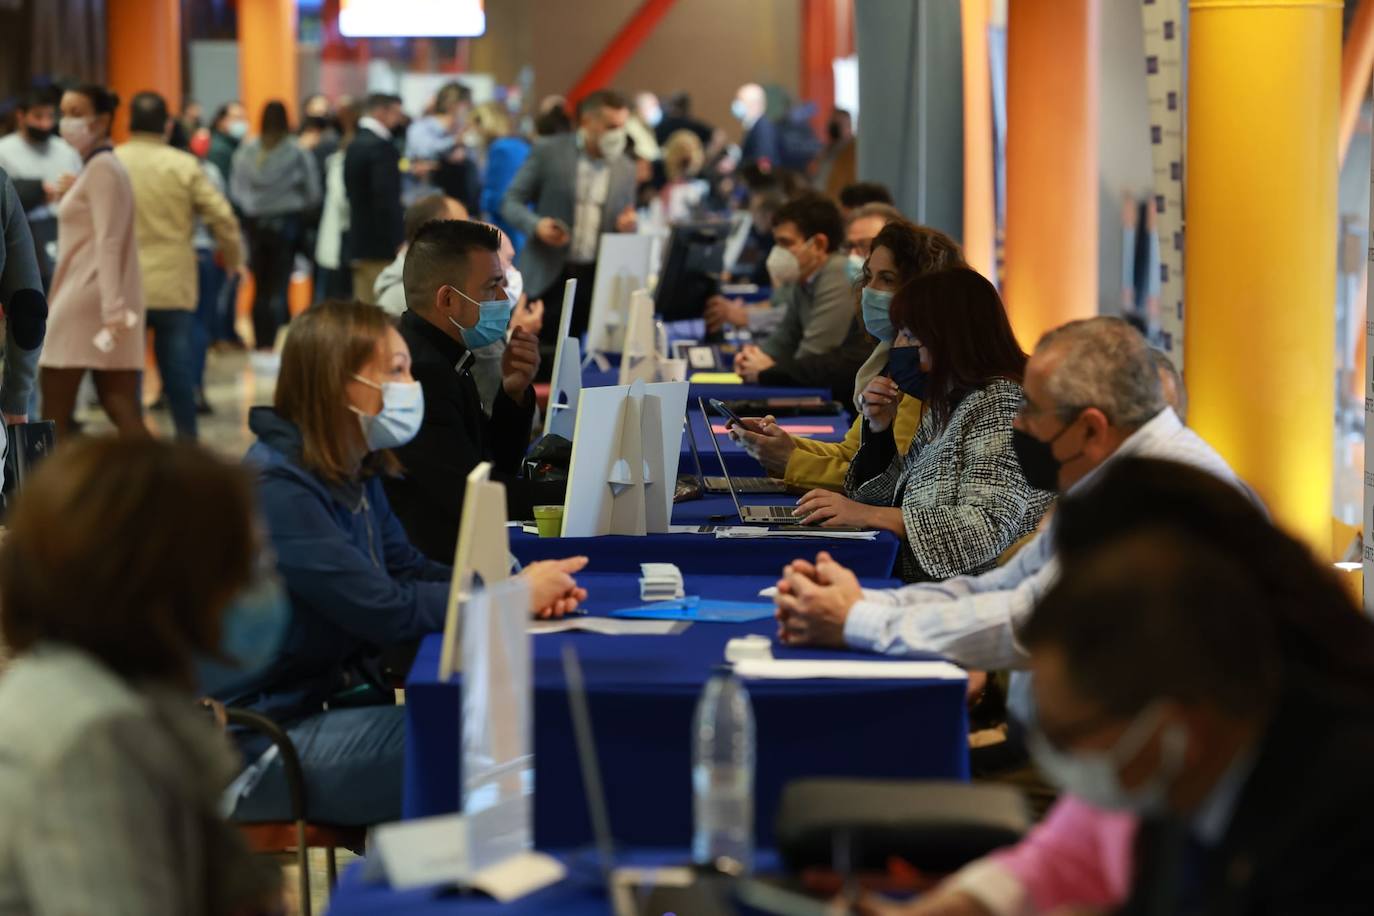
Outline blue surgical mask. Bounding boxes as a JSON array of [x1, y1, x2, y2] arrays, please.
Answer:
[[846, 253, 865, 283], [886, 344, 929, 399], [449, 285, 513, 350], [196, 574, 291, 698], [731, 99, 748, 122], [1027, 702, 1188, 814], [861, 287, 895, 342], [350, 375, 425, 450]]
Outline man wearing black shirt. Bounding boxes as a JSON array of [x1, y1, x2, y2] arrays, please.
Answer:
[[384, 219, 564, 561]]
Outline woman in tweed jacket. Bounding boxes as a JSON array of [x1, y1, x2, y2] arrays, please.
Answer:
[[796, 267, 1053, 581]]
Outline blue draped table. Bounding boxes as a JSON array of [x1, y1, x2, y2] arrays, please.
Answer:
[[402, 572, 969, 853], [510, 493, 901, 578]]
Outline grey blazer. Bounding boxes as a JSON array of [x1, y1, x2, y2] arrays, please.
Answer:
[[500, 132, 637, 299]]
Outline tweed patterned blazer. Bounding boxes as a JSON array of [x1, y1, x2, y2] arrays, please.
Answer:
[[846, 378, 1054, 582]]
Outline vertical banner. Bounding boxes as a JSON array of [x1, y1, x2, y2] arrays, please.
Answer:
[[1141, 0, 1186, 360], [1363, 73, 1374, 616]]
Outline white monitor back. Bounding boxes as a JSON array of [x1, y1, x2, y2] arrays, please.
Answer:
[[617, 288, 661, 386], [545, 278, 581, 441], [584, 233, 656, 357], [560, 380, 690, 537], [439, 462, 511, 681]]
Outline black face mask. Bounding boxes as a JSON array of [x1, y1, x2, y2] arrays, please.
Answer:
[[303, 115, 331, 132], [1011, 414, 1083, 492], [22, 124, 50, 144]]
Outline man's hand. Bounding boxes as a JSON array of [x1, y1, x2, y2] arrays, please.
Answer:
[[732, 416, 795, 477], [501, 328, 540, 399], [535, 217, 571, 248], [704, 295, 749, 332], [860, 376, 902, 433], [520, 556, 589, 619], [774, 551, 864, 647], [615, 206, 638, 233], [511, 296, 544, 337], [733, 344, 775, 383]]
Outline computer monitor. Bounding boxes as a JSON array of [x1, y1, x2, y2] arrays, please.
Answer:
[[654, 221, 730, 321]]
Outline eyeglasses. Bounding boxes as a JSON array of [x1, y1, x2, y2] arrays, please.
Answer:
[[1016, 393, 1082, 422]]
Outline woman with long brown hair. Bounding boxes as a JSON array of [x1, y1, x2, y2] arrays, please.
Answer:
[[229, 100, 320, 355], [795, 267, 1054, 582], [226, 299, 584, 825]]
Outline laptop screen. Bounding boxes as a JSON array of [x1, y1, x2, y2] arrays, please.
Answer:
[[699, 397, 744, 520]]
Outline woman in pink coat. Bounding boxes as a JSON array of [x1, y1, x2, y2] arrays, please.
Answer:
[[39, 84, 146, 438]]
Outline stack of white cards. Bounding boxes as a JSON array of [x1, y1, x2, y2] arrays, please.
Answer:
[[640, 563, 685, 601]]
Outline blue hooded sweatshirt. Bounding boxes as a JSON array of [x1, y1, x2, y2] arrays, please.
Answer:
[[224, 407, 452, 726]]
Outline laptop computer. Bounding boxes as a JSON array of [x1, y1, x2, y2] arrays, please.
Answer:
[[683, 406, 789, 495], [698, 398, 803, 524]]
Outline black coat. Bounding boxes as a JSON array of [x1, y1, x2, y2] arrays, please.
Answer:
[[384, 310, 563, 562], [1121, 676, 1374, 916], [343, 129, 403, 261]]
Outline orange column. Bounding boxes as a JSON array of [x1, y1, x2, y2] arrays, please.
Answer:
[[960, 0, 995, 280], [1002, 0, 1100, 349], [801, 0, 838, 136], [107, 0, 181, 143], [1340, 0, 1374, 163], [238, 0, 299, 128]]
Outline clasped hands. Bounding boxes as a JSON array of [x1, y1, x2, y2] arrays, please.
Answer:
[[772, 551, 864, 647]]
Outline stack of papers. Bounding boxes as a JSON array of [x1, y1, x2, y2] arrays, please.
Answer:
[[529, 617, 689, 636], [732, 659, 967, 681], [711, 527, 879, 541], [640, 563, 685, 601]]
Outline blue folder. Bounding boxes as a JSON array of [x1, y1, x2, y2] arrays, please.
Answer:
[[608, 596, 776, 623]]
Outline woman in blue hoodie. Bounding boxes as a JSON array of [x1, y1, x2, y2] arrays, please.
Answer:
[[226, 299, 586, 825]]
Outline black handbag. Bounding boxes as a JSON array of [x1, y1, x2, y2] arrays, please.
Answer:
[[2, 420, 55, 502]]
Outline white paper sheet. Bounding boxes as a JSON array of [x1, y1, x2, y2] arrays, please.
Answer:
[[528, 617, 689, 636], [732, 659, 967, 681]]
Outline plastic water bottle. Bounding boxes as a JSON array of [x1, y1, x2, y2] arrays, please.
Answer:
[[692, 666, 756, 875]]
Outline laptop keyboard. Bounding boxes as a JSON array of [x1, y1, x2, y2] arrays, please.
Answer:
[[755, 505, 798, 519]]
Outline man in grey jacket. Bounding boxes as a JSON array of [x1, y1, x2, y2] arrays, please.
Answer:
[[0, 168, 50, 492], [500, 89, 638, 348]]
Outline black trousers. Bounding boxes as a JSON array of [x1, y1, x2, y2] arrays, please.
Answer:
[[245, 213, 302, 351], [534, 261, 596, 381]]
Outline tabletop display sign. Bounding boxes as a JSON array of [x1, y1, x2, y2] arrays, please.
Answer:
[[546, 278, 583, 442], [584, 233, 657, 366]]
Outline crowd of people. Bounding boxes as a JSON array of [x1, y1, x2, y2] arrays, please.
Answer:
[[0, 70, 1373, 916]]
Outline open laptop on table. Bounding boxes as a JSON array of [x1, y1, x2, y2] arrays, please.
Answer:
[[697, 398, 863, 532], [683, 403, 789, 495]]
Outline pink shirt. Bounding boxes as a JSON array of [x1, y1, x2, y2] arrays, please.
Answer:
[[948, 797, 1136, 915]]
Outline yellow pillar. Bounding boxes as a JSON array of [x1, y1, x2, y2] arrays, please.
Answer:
[[960, 0, 995, 280], [238, 0, 299, 129], [1002, 0, 1099, 350], [1186, 0, 1340, 556], [107, 0, 181, 143]]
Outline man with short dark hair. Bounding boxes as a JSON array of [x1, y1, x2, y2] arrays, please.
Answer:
[[838, 181, 894, 220], [500, 89, 638, 349], [345, 93, 406, 303], [116, 91, 241, 440], [383, 219, 564, 561], [729, 193, 868, 398], [0, 86, 82, 289]]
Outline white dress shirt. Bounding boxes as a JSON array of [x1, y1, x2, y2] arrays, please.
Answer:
[[843, 408, 1258, 672], [570, 133, 610, 264], [358, 116, 392, 142]]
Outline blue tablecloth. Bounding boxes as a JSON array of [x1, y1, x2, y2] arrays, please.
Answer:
[[511, 492, 901, 577], [327, 849, 783, 915], [403, 572, 969, 852], [682, 410, 847, 477]]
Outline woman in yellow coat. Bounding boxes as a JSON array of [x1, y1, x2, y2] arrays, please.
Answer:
[[732, 219, 963, 491]]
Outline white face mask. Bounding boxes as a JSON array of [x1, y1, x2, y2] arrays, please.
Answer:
[[227, 120, 249, 140], [349, 374, 425, 451], [1028, 702, 1188, 814], [765, 245, 802, 287], [598, 126, 628, 160], [59, 116, 94, 152], [505, 266, 524, 307]]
